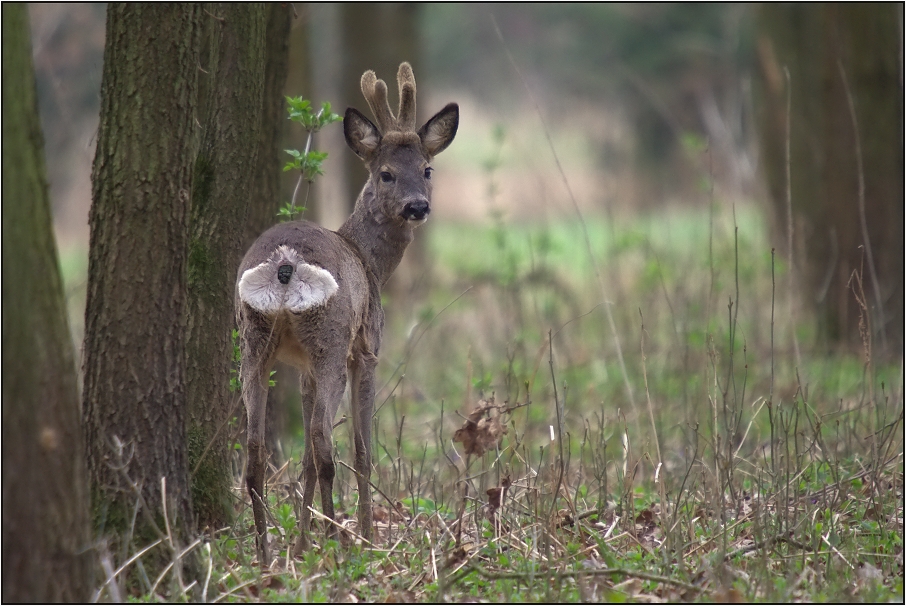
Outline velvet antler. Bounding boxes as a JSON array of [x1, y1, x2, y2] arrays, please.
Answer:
[[360, 62, 417, 134]]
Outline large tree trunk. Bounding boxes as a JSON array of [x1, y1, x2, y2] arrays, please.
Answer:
[[83, 4, 201, 550], [756, 4, 903, 356], [1, 5, 93, 601], [187, 3, 270, 532]]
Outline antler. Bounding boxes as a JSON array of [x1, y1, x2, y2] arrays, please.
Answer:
[[360, 62, 417, 134]]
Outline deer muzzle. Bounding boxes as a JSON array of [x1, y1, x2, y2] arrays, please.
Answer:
[[401, 199, 430, 222]]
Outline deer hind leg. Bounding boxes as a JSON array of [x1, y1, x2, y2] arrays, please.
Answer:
[[239, 328, 274, 566], [294, 371, 317, 554], [309, 353, 347, 541], [350, 347, 378, 543], [311, 358, 346, 537]]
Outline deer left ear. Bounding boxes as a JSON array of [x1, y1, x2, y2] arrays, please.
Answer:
[[419, 103, 458, 157], [344, 107, 381, 160]]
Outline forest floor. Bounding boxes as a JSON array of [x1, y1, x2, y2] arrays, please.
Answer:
[[77, 206, 903, 602]]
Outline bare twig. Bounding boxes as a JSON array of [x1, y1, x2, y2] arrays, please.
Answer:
[[448, 563, 704, 595], [491, 14, 636, 418], [782, 67, 802, 369], [839, 61, 887, 354]]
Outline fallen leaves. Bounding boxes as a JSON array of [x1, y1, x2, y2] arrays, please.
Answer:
[[452, 397, 514, 457]]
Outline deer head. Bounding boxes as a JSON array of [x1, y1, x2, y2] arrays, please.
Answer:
[[343, 63, 458, 229]]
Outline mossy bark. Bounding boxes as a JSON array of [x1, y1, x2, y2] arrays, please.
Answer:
[[186, 3, 272, 530], [83, 3, 201, 551], [1, 5, 93, 601]]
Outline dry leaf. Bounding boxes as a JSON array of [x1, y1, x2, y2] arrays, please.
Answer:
[[372, 504, 390, 523], [486, 475, 512, 512], [453, 397, 509, 456]]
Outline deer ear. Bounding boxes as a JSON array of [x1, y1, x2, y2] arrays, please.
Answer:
[[419, 103, 458, 157], [344, 108, 381, 159]]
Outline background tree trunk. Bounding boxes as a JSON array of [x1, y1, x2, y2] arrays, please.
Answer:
[[756, 4, 903, 356], [187, 3, 270, 531], [244, 3, 294, 247], [1, 5, 93, 601], [339, 3, 419, 216], [82, 4, 201, 549], [338, 2, 426, 305]]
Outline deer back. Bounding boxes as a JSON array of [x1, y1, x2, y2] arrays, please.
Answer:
[[236, 222, 373, 372]]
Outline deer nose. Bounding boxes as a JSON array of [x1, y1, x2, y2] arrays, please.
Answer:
[[401, 199, 430, 222]]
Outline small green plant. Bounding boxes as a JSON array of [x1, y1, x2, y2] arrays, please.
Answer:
[[273, 502, 296, 539], [279, 98, 342, 221], [229, 328, 241, 393]]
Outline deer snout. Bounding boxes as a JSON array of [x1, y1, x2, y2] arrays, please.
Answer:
[[401, 199, 430, 222]]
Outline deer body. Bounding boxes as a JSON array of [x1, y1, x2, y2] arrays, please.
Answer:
[[237, 64, 457, 563]]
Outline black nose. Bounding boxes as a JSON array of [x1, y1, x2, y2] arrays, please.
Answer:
[[401, 200, 430, 221]]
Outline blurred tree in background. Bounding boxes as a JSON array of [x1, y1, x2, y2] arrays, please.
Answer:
[[2, 4, 92, 600], [245, 4, 294, 248], [421, 3, 755, 207], [339, 3, 420, 214], [755, 3, 903, 356], [339, 4, 426, 297]]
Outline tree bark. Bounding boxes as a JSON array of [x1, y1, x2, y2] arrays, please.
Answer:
[[1, 5, 93, 601], [83, 3, 201, 548], [187, 3, 270, 531], [244, 3, 294, 247], [756, 4, 903, 355]]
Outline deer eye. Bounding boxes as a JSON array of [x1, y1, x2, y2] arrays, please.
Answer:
[[424, 167, 433, 180], [380, 171, 394, 183]]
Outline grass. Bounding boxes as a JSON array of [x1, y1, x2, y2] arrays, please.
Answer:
[[70, 200, 903, 602]]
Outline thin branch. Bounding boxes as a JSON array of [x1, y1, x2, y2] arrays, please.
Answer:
[[491, 14, 636, 417], [448, 563, 704, 594], [839, 61, 887, 354]]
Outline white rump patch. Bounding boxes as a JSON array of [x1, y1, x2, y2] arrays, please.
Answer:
[[239, 245, 339, 314]]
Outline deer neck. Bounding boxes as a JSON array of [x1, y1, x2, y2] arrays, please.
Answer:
[[337, 182, 414, 288]]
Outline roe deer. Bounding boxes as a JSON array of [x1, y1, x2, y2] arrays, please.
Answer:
[[237, 63, 457, 562]]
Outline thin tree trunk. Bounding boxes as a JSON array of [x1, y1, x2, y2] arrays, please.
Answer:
[[1, 5, 93, 601], [83, 4, 201, 549], [187, 3, 270, 530]]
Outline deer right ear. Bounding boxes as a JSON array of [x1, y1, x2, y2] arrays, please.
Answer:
[[344, 108, 381, 160]]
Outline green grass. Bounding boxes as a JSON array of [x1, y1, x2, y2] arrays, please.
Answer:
[[79, 204, 902, 602]]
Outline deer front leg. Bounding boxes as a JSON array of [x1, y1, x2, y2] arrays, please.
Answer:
[[350, 349, 378, 543], [242, 366, 271, 566]]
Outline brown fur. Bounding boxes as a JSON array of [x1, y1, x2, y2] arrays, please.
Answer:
[[237, 64, 457, 563]]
